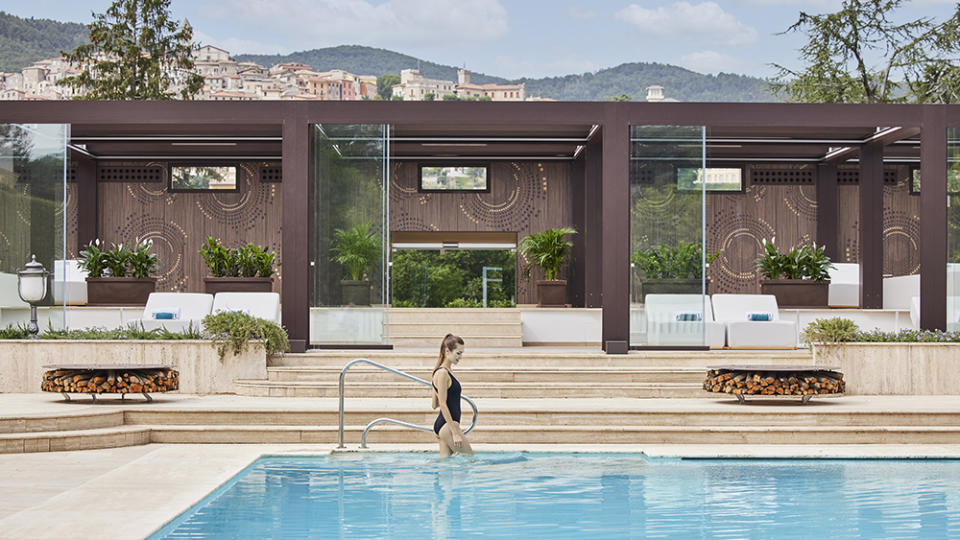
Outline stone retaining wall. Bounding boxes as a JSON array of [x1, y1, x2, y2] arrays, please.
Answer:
[[813, 343, 958, 395], [0, 340, 266, 394]]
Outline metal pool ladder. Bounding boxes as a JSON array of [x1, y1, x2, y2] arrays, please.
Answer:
[[338, 358, 479, 448]]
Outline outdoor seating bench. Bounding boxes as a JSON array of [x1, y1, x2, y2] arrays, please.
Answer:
[[41, 364, 178, 402], [704, 365, 844, 404]]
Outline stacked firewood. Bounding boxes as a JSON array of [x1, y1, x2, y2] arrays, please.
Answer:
[[704, 369, 844, 396], [42, 369, 179, 394]]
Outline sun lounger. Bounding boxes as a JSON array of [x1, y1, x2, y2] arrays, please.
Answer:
[[827, 263, 859, 308], [644, 294, 725, 347], [711, 294, 797, 348], [136, 292, 214, 333], [53, 259, 88, 305]]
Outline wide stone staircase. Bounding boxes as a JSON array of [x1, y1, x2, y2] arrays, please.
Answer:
[[6, 348, 960, 453], [387, 308, 523, 348]]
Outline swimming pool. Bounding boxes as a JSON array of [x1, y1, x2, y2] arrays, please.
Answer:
[[150, 453, 960, 539]]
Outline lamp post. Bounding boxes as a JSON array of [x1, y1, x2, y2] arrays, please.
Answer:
[[17, 255, 49, 339]]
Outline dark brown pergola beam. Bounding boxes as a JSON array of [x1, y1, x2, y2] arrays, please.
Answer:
[[821, 126, 922, 163], [601, 117, 629, 354], [859, 141, 885, 309], [920, 108, 947, 331]]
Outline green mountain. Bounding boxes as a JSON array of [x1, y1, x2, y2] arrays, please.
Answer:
[[0, 11, 88, 73], [236, 46, 775, 102]]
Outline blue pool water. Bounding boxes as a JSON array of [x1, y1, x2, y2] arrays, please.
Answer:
[[150, 453, 960, 539]]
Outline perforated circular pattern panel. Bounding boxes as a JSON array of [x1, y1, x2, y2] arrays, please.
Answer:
[[114, 217, 189, 291], [194, 164, 274, 233]]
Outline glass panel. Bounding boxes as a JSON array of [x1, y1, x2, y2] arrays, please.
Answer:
[[0, 124, 68, 332], [309, 124, 388, 344], [170, 165, 238, 190], [390, 249, 515, 307], [629, 126, 707, 347], [948, 128, 960, 331]]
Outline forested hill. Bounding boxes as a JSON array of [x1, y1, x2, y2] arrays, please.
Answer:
[[237, 46, 776, 102], [0, 11, 88, 72]]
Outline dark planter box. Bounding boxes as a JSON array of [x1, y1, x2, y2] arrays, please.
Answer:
[[86, 277, 156, 306], [341, 280, 371, 306], [760, 279, 830, 308], [536, 280, 567, 307], [204, 277, 274, 295], [638, 278, 710, 300]]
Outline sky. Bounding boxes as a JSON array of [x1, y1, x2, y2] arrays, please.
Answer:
[[3, 0, 957, 79]]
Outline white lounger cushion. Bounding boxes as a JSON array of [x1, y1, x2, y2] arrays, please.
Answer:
[[644, 294, 725, 347], [711, 294, 797, 348], [882, 274, 919, 310], [137, 292, 214, 332], [52, 259, 89, 305], [828, 263, 859, 308], [212, 292, 281, 325]]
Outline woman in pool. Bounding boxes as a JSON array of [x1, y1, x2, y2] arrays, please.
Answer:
[[432, 333, 473, 457]]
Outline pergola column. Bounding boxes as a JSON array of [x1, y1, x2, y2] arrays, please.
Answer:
[[281, 114, 309, 353], [601, 113, 629, 353], [583, 131, 603, 308], [858, 141, 884, 309], [74, 153, 98, 252], [920, 107, 947, 330], [815, 163, 838, 261]]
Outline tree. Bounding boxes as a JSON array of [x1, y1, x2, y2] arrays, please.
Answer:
[[57, 0, 204, 100], [376, 74, 400, 100], [608, 94, 632, 102], [423, 92, 435, 101], [771, 0, 960, 103]]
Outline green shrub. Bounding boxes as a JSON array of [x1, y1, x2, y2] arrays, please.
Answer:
[[77, 239, 107, 278], [0, 325, 29, 339], [757, 238, 833, 281], [630, 241, 721, 279], [33, 323, 203, 340], [331, 223, 380, 281], [519, 227, 577, 281], [489, 299, 516, 308], [201, 237, 275, 278], [203, 311, 289, 360], [802, 317, 859, 346], [445, 297, 482, 308], [853, 328, 960, 342], [129, 239, 158, 278]]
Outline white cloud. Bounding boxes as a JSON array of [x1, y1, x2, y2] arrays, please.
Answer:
[[199, 0, 508, 50], [566, 6, 597, 20], [678, 50, 751, 74], [616, 2, 758, 46]]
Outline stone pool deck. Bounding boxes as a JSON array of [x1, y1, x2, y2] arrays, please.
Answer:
[[2, 393, 960, 538]]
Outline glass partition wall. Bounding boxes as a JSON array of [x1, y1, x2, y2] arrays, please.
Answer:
[[0, 124, 68, 331], [309, 124, 389, 345], [948, 128, 960, 330], [629, 126, 707, 347]]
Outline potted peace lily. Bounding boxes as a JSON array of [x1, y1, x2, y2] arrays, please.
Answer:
[[331, 223, 381, 306], [518, 226, 577, 307], [756, 237, 833, 308], [200, 237, 276, 294], [631, 241, 721, 300], [78, 238, 157, 305]]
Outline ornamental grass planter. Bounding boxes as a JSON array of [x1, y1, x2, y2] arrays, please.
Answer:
[[760, 279, 830, 308], [536, 280, 567, 307], [85, 277, 156, 306], [204, 277, 274, 295]]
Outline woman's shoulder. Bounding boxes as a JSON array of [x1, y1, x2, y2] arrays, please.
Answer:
[[432, 367, 451, 382]]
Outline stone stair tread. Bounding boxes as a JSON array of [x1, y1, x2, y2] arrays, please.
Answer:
[[143, 424, 960, 433], [267, 366, 707, 372], [235, 380, 703, 388], [0, 424, 147, 440]]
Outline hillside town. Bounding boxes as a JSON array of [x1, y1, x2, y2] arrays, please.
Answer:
[[0, 43, 540, 102]]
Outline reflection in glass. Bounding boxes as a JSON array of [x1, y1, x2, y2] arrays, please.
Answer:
[[629, 126, 707, 347], [170, 165, 237, 190], [0, 124, 67, 330], [948, 128, 960, 330], [309, 124, 389, 344]]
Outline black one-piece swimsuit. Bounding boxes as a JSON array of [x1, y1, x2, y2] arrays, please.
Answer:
[[433, 368, 462, 435]]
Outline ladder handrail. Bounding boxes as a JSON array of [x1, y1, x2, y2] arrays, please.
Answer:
[[338, 358, 478, 448]]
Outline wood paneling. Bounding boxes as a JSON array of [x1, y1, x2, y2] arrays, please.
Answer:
[[97, 161, 283, 294], [390, 161, 573, 304]]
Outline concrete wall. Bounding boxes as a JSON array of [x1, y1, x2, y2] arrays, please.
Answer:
[[0, 340, 266, 394]]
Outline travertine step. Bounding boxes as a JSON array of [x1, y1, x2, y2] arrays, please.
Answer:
[[268, 366, 706, 384], [0, 410, 125, 434], [270, 350, 814, 368], [0, 425, 149, 454], [389, 308, 521, 323], [234, 380, 704, 398], [387, 308, 523, 348], [389, 322, 522, 338], [390, 336, 523, 348]]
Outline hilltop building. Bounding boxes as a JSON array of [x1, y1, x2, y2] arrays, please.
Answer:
[[391, 68, 528, 101]]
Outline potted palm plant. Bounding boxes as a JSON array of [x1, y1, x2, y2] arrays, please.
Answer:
[[518, 226, 577, 307], [331, 223, 381, 306], [631, 241, 720, 299], [756, 238, 833, 307], [79, 238, 157, 305], [200, 237, 276, 294]]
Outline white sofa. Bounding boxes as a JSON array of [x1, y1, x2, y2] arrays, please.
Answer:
[[136, 292, 214, 333], [644, 294, 725, 347], [882, 274, 919, 310], [212, 292, 281, 325], [53, 259, 88, 305], [0, 271, 28, 308], [711, 294, 797, 349], [828, 263, 860, 308]]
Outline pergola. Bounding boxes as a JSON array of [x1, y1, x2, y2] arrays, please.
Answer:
[[0, 100, 955, 353]]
